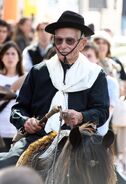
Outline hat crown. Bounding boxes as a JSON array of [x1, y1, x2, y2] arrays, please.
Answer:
[[58, 11, 85, 25], [45, 10, 94, 37]]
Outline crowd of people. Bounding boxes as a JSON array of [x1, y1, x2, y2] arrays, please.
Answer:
[[0, 10, 126, 183]]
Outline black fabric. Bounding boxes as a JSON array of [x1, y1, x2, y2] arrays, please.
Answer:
[[28, 45, 56, 66], [2, 138, 12, 152], [0, 100, 10, 112], [111, 57, 126, 80], [28, 45, 44, 65], [10, 62, 109, 132], [45, 11, 94, 37], [60, 61, 72, 84], [0, 136, 5, 150], [0, 60, 109, 168]]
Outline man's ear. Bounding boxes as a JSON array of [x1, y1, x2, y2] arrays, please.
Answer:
[[102, 130, 115, 148], [69, 127, 82, 148], [79, 38, 87, 52]]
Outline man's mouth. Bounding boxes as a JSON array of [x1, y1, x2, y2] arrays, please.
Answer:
[[59, 52, 69, 55]]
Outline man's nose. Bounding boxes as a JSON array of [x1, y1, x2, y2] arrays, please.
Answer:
[[60, 40, 68, 47]]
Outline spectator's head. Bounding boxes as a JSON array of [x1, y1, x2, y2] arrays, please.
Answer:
[[0, 41, 24, 76], [0, 19, 10, 44], [0, 166, 43, 184], [16, 17, 32, 37], [36, 22, 52, 47], [92, 31, 112, 58], [81, 42, 99, 64]]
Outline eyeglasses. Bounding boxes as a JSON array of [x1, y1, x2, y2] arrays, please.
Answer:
[[54, 36, 81, 46]]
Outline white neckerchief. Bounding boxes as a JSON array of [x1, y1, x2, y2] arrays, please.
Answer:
[[45, 53, 102, 133]]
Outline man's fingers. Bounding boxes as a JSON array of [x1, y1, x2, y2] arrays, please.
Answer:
[[24, 118, 41, 133], [24, 124, 36, 133]]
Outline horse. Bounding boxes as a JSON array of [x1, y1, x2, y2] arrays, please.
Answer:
[[16, 123, 117, 184]]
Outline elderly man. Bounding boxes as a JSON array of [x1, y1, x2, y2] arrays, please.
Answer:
[[0, 11, 109, 168]]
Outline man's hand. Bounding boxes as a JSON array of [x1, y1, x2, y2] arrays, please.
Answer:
[[24, 117, 42, 134], [62, 109, 83, 128]]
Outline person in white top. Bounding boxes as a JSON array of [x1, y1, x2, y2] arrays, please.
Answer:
[[0, 41, 24, 151]]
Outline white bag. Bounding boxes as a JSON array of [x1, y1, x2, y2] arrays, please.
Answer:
[[112, 96, 126, 127]]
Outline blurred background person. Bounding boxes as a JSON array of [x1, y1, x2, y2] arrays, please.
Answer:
[[0, 20, 10, 49], [92, 30, 121, 80], [12, 17, 32, 52], [82, 42, 120, 136], [82, 41, 126, 182], [22, 22, 55, 72], [0, 166, 43, 184], [0, 41, 24, 151], [103, 28, 126, 80], [81, 42, 99, 64]]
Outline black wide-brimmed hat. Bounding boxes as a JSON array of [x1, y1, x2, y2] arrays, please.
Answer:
[[45, 11, 94, 37]]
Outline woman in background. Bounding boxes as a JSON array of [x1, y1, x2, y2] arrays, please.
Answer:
[[82, 42, 120, 135], [12, 18, 32, 52], [92, 31, 121, 79], [0, 41, 24, 151]]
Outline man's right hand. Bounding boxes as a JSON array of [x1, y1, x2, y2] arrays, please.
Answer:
[[24, 117, 42, 134]]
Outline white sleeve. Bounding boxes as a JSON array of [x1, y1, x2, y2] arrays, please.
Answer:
[[107, 76, 120, 107], [22, 48, 33, 72]]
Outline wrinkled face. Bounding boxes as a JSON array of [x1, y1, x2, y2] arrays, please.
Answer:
[[0, 26, 8, 44], [54, 28, 87, 64], [82, 48, 98, 64], [2, 47, 19, 70], [37, 23, 52, 46]]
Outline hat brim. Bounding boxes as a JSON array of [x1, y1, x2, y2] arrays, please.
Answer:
[[45, 22, 94, 37]]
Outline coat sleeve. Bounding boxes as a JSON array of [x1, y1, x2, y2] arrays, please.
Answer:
[[82, 70, 110, 127]]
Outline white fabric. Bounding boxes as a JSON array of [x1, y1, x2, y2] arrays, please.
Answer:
[[39, 130, 70, 159], [0, 74, 19, 138], [22, 46, 33, 72], [97, 110, 113, 136], [98, 75, 119, 135], [112, 96, 126, 127], [45, 53, 102, 133], [22, 43, 53, 72], [106, 76, 119, 107]]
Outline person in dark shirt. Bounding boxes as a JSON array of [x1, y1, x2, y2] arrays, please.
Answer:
[[0, 10, 109, 168]]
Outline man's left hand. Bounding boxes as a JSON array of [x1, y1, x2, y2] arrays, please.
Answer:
[[62, 109, 83, 128]]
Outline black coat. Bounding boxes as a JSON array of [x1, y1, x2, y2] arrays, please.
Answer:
[[10, 61, 109, 137]]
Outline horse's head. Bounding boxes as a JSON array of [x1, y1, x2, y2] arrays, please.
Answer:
[[24, 123, 116, 184], [50, 123, 116, 184]]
